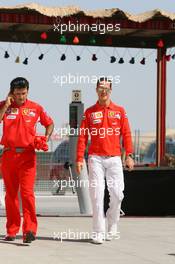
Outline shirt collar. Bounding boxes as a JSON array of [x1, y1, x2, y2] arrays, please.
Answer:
[[11, 99, 28, 108], [95, 100, 115, 110]]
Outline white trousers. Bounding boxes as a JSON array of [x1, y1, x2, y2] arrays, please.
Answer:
[[88, 155, 124, 234]]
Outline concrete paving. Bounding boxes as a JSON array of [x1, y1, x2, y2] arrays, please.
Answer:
[[0, 217, 174, 264], [0, 194, 80, 216]]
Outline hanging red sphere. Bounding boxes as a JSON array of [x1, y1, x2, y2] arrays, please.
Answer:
[[40, 32, 48, 40], [157, 39, 164, 48], [73, 36, 79, 44]]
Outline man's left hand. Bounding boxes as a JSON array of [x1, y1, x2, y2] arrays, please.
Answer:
[[125, 156, 134, 171]]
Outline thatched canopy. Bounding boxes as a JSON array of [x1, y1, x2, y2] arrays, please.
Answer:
[[0, 3, 175, 21], [0, 3, 175, 48]]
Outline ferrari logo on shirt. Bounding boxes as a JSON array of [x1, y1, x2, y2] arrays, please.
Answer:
[[22, 108, 29, 115], [108, 111, 116, 118], [91, 111, 103, 119], [22, 108, 36, 116], [108, 111, 121, 119]]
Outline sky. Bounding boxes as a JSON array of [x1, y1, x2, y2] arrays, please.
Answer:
[[0, 0, 175, 139]]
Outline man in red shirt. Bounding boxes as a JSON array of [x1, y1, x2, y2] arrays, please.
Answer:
[[0, 77, 54, 243], [76, 77, 134, 244]]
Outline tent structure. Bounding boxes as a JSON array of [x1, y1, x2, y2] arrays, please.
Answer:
[[0, 3, 175, 166]]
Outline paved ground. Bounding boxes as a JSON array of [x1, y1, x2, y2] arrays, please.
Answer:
[[0, 194, 80, 216], [0, 217, 174, 264]]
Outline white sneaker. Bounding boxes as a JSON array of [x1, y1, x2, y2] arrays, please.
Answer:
[[91, 232, 104, 244], [106, 224, 120, 241], [106, 232, 113, 241], [106, 231, 120, 241]]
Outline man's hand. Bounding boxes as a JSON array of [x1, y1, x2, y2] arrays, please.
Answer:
[[0, 93, 14, 123], [76, 162, 83, 174], [5, 93, 14, 108], [125, 156, 134, 171]]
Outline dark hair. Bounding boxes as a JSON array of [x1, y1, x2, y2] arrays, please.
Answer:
[[97, 77, 112, 88], [10, 77, 29, 93]]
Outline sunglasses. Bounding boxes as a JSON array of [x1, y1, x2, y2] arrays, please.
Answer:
[[98, 86, 111, 93]]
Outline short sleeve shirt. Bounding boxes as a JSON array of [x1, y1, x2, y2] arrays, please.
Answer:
[[0, 99, 53, 147]]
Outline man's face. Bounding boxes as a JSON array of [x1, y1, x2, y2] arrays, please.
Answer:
[[96, 81, 112, 102], [12, 87, 28, 105]]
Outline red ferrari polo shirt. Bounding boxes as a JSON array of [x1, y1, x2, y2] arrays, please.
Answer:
[[76, 100, 133, 162], [0, 99, 53, 148]]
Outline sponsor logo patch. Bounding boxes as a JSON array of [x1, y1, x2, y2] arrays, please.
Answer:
[[91, 111, 103, 119], [29, 111, 36, 117], [11, 108, 19, 114], [7, 115, 16, 119], [115, 113, 121, 119], [6, 108, 11, 114], [6, 108, 19, 115], [93, 119, 101, 124]]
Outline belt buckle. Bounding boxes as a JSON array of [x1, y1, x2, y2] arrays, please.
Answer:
[[16, 147, 24, 153], [105, 155, 114, 158]]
